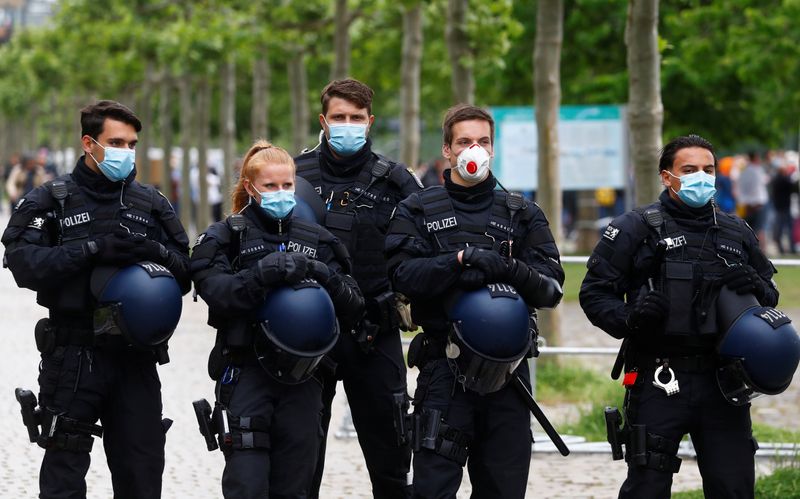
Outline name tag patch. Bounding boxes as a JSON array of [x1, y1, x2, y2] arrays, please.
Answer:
[[426, 216, 457, 233], [61, 212, 91, 228], [287, 240, 317, 258]]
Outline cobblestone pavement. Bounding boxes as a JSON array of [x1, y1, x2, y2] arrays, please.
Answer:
[[1, 249, 797, 497]]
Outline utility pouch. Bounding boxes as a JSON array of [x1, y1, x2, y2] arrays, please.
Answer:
[[407, 334, 428, 369], [414, 407, 442, 452], [392, 392, 412, 447], [368, 291, 401, 334], [222, 317, 251, 348], [34, 318, 56, 355], [628, 424, 648, 466], [207, 333, 226, 381], [664, 261, 694, 334]]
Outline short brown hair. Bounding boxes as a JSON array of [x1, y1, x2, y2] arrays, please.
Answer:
[[320, 79, 374, 115], [442, 104, 494, 146], [80, 100, 142, 138]]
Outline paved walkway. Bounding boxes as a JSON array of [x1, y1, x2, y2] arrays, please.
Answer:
[[1, 256, 797, 497]]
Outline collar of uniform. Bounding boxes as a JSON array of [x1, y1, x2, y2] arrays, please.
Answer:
[[72, 156, 132, 198], [242, 201, 292, 234], [659, 189, 715, 222], [319, 136, 373, 179], [443, 169, 497, 212]]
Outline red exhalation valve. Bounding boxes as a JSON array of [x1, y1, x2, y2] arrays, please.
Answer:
[[466, 161, 478, 174]]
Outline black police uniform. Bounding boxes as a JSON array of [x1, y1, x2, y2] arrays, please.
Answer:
[[580, 190, 778, 499], [385, 171, 565, 498], [1, 158, 190, 499], [190, 200, 363, 499], [294, 137, 421, 497]]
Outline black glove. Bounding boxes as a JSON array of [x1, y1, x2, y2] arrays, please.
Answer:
[[626, 289, 669, 331], [83, 231, 142, 266], [461, 247, 509, 283], [306, 259, 331, 286], [720, 264, 766, 300], [256, 252, 308, 286], [458, 268, 487, 290]]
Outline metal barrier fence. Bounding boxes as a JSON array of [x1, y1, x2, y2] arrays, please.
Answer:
[[336, 255, 800, 457]]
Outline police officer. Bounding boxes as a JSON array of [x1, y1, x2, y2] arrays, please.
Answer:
[[385, 104, 565, 498], [294, 78, 422, 497], [2, 100, 190, 498], [190, 141, 364, 498], [579, 135, 779, 498]]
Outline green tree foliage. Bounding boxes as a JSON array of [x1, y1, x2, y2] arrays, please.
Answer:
[[0, 0, 797, 159]]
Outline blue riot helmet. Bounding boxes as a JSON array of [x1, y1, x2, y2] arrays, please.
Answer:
[[446, 283, 533, 395], [91, 262, 183, 348], [293, 176, 326, 224], [715, 285, 800, 405], [253, 280, 339, 384]]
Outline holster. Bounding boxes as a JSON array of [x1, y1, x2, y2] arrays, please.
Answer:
[[392, 392, 412, 446]]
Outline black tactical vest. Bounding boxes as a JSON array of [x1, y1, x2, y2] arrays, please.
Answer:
[[39, 177, 154, 315], [294, 151, 397, 295], [416, 187, 526, 256], [226, 213, 323, 273], [655, 206, 745, 336]]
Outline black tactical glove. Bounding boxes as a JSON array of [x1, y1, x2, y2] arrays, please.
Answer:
[[626, 289, 669, 331], [720, 264, 766, 300], [461, 247, 509, 283], [306, 259, 331, 286], [83, 230, 142, 266], [113, 230, 169, 264], [256, 252, 308, 286], [458, 268, 487, 290]]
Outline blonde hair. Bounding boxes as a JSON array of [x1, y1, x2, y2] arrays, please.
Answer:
[[231, 140, 295, 213]]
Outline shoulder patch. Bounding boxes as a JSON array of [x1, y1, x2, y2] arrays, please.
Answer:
[[603, 225, 621, 241], [195, 233, 207, 246], [27, 216, 46, 230], [15, 198, 26, 210], [407, 168, 424, 189]]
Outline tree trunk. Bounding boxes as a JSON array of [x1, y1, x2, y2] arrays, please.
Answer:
[[400, 3, 423, 169], [331, 0, 350, 80], [159, 75, 174, 199], [251, 49, 270, 140], [445, 0, 474, 104], [177, 74, 194, 234], [196, 74, 211, 233], [534, 0, 564, 348], [136, 61, 156, 184], [626, 0, 663, 206], [288, 48, 310, 154], [221, 57, 236, 217]]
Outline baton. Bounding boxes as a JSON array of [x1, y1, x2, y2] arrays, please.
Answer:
[[512, 374, 570, 456]]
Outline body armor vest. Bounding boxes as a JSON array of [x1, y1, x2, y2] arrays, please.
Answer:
[[39, 177, 154, 317], [226, 214, 323, 273], [654, 205, 745, 336], [417, 187, 525, 256], [294, 151, 397, 295]]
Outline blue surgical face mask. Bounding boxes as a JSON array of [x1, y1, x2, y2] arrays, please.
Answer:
[[90, 137, 135, 182], [254, 188, 296, 219], [667, 170, 716, 208], [324, 117, 368, 156]]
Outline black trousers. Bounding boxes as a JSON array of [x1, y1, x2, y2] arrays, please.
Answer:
[[311, 328, 412, 498], [37, 345, 166, 499], [619, 367, 757, 499], [218, 363, 323, 499], [412, 359, 532, 499]]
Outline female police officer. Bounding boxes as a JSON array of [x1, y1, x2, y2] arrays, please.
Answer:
[[580, 135, 779, 498], [189, 141, 363, 498]]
